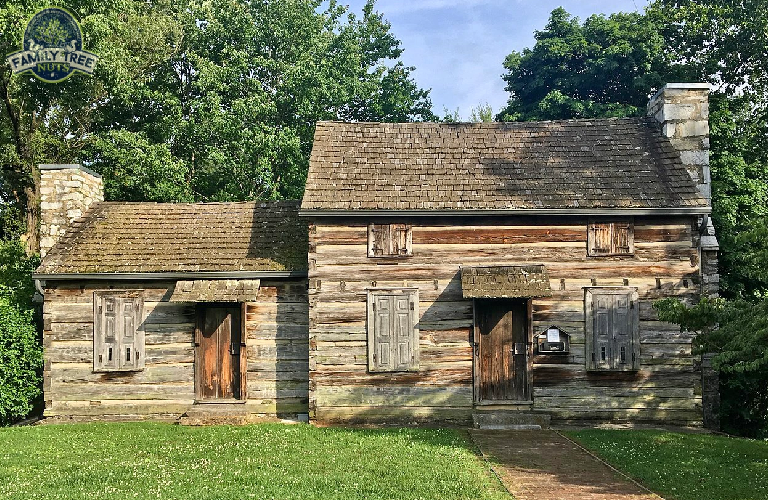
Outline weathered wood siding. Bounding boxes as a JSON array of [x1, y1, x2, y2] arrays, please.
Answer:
[[43, 279, 308, 419], [308, 216, 703, 425]]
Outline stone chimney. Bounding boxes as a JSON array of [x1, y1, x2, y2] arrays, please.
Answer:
[[647, 83, 711, 202], [39, 164, 104, 258], [648, 83, 718, 296]]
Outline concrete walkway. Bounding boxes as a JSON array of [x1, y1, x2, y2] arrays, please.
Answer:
[[470, 430, 663, 500]]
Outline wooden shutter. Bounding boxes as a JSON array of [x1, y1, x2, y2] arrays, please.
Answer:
[[368, 290, 418, 372], [94, 292, 145, 372], [368, 224, 412, 257], [586, 288, 639, 371], [593, 295, 613, 370], [368, 224, 387, 257], [391, 224, 412, 256], [588, 221, 634, 256], [612, 294, 638, 369], [612, 222, 634, 255], [589, 223, 612, 255], [393, 294, 416, 369], [94, 294, 119, 371], [372, 295, 393, 370]]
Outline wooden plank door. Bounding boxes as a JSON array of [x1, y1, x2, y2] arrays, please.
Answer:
[[477, 300, 530, 401], [196, 305, 242, 400]]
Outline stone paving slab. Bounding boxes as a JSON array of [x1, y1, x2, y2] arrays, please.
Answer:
[[470, 430, 663, 500]]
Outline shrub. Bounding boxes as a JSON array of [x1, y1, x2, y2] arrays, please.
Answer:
[[655, 297, 768, 438], [0, 301, 42, 425], [0, 238, 42, 425]]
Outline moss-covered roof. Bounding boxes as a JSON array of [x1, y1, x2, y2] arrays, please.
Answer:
[[303, 119, 709, 211], [37, 201, 308, 274]]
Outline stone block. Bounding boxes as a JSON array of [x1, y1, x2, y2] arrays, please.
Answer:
[[678, 120, 709, 138], [680, 150, 709, 166], [40, 201, 62, 210], [662, 103, 698, 121], [61, 192, 85, 202]]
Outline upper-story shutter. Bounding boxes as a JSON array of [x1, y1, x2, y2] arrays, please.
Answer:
[[368, 224, 386, 256], [589, 223, 612, 255], [612, 222, 633, 254]]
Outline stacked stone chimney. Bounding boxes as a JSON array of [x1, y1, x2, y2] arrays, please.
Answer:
[[39, 164, 104, 258], [648, 83, 711, 200], [648, 83, 719, 297]]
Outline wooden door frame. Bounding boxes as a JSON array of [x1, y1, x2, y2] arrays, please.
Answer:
[[194, 302, 248, 403], [472, 298, 533, 404]]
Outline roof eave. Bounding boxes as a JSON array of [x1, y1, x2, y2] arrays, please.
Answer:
[[33, 270, 308, 281], [298, 207, 711, 218]]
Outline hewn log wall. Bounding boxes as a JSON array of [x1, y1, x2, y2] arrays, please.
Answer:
[[308, 216, 703, 426], [43, 279, 308, 420]]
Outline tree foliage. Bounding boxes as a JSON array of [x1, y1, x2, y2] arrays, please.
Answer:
[[0, 0, 435, 252], [655, 297, 768, 437], [0, 239, 40, 425], [498, 2, 768, 298], [496, 7, 676, 121]]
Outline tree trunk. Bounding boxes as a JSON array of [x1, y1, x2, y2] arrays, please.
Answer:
[[24, 165, 40, 257]]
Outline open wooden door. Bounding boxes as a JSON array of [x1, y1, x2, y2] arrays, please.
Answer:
[[476, 300, 531, 402], [195, 305, 245, 401]]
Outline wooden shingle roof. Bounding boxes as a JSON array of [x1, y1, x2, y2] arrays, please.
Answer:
[[302, 119, 709, 211], [37, 201, 307, 275]]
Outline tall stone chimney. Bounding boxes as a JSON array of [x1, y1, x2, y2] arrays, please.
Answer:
[[647, 83, 711, 201], [39, 164, 104, 258], [648, 83, 718, 296]]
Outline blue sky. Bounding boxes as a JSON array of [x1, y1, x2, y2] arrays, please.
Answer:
[[343, 0, 651, 119]]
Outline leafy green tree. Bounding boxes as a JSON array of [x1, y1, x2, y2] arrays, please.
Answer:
[[498, 3, 768, 298], [647, 0, 768, 298], [496, 7, 676, 121], [470, 103, 493, 123], [0, 0, 185, 254], [0, 239, 40, 425], [655, 297, 768, 437], [1, 0, 435, 252]]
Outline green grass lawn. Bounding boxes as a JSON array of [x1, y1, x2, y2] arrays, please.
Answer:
[[0, 422, 509, 500], [566, 429, 768, 500]]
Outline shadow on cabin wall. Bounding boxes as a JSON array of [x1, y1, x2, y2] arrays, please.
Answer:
[[318, 270, 475, 426], [271, 280, 310, 419]]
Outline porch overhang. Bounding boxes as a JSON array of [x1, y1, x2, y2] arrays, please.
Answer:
[[168, 279, 261, 302], [461, 265, 551, 299]]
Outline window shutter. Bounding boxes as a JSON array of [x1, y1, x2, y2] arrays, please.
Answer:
[[368, 224, 386, 257], [391, 224, 412, 256], [392, 295, 414, 370], [592, 296, 612, 370], [586, 289, 639, 371], [368, 290, 418, 372], [612, 223, 633, 254], [94, 292, 145, 372], [118, 296, 145, 370], [94, 295, 120, 371], [373, 295, 393, 371], [589, 223, 612, 255], [368, 224, 412, 257]]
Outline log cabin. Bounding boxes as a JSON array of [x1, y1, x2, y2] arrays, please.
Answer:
[[35, 191, 310, 423], [34, 83, 718, 427], [300, 83, 719, 427]]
